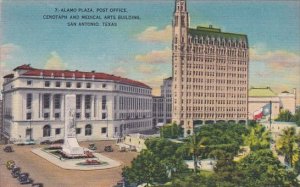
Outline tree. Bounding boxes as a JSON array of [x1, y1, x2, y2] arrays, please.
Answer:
[[243, 124, 270, 151], [293, 108, 300, 126], [276, 127, 299, 167], [237, 149, 298, 187], [122, 150, 168, 186], [160, 123, 184, 139], [123, 138, 188, 185], [186, 134, 207, 173], [275, 109, 294, 122]]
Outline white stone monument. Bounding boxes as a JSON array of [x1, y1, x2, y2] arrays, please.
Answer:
[[62, 95, 85, 156]]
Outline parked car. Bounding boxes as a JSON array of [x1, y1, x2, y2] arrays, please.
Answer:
[[6, 160, 15, 170], [19, 175, 33, 185], [104, 145, 113, 152], [32, 183, 43, 187], [18, 173, 29, 181], [11, 167, 21, 178], [3, 145, 14, 152], [88, 143, 97, 150]]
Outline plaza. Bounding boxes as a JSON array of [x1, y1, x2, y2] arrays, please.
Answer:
[[0, 140, 138, 187]]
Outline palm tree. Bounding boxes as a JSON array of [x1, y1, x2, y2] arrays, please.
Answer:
[[276, 127, 299, 168], [243, 125, 270, 151], [186, 134, 207, 173]]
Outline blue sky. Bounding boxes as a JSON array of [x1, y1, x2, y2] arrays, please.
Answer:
[[0, 0, 299, 103]]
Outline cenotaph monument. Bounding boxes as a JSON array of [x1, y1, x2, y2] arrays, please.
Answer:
[[62, 95, 85, 156]]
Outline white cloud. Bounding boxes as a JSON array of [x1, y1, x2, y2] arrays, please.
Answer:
[[135, 48, 171, 64], [136, 64, 157, 74], [140, 74, 169, 96], [44, 51, 67, 70], [136, 25, 172, 43]]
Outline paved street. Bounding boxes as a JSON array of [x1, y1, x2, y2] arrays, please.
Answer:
[[0, 140, 138, 187]]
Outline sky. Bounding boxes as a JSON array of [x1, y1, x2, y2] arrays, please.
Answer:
[[0, 0, 299, 104]]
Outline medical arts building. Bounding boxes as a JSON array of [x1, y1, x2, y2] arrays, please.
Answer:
[[1, 65, 153, 143], [172, 0, 249, 134]]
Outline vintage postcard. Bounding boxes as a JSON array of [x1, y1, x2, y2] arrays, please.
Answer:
[[0, 0, 299, 187]]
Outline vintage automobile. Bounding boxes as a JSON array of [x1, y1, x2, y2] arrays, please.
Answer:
[[18, 173, 29, 181], [52, 139, 64, 144], [32, 183, 44, 187], [19, 175, 33, 185], [6, 160, 15, 170], [88, 143, 97, 150], [104, 145, 113, 152], [3, 145, 14, 152], [11, 167, 21, 178]]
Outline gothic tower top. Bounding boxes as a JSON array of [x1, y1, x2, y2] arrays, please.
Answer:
[[174, 0, 187, 13]]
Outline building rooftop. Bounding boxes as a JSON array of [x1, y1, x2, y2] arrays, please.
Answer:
[[249, 87, 277, 97], [6, 64, 151, 89], [188, 26, 248, 42]]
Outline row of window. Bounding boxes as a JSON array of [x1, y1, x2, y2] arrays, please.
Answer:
[[182, 113, 248, 118], [42, 124, 100, 137]]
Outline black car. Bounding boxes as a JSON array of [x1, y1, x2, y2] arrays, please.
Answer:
[[19, 173, 33, 185], [3, 145, 14, 152], [104, 145, 113, 152], [32, 183, 43, 187], [18, 173, 29, 181], [89, 143, 97, 150], [11, 167, 21, 178]]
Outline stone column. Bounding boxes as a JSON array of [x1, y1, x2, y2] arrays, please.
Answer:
[[91, 95, 95, 119], [61, 94, 65, 120]]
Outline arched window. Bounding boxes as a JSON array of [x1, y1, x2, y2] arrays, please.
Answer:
[[85, 124, 92, 136], [43, 125, 51, 137]]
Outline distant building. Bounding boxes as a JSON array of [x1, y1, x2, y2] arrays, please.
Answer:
[[172, 0, 249, 134], [153, 77, 172, 127], [2, 64, 153, 143], [248, 87, 297, 120], [0, 99, 3, 141]]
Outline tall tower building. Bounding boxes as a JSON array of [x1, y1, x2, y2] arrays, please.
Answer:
[[172, 0, 249, 135]]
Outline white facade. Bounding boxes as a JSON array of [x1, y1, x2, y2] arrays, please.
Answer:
[[2, 65, 153, 143]]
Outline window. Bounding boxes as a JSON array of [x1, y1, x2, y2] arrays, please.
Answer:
[[101, 127, 107, 134], [43, 94, 50, 109], [43, 125, 51, 137], [66, 82, 71, 88], [43, 113, 49, 119], [55, 128, 61, 135], [76, 128, 81, 134], [54, 113, 60, 119], [85, 113, 90, 119], [102, 84, 106, 88], [76, 113, 81, 119], [55, 82, 61, 87], [76, 82, 81, 88], [85, 95, 91, 109], [86, 83, 91, 88], [54, 94, 61, 109], [26, 93, 32, 109], [27, 80, 32, 85], [102, 113, 106, 119], [45, 81, 50, 87], [76, 95, 81, 109], [85, 124, 92, 136], [102, 95, 107, 110], [26, 112, 32, 120]]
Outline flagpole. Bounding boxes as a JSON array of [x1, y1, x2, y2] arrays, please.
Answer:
[[269, 100, 272, 130]]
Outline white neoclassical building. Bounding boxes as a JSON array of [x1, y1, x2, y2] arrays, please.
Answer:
[[2, 65, 153, 143]]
